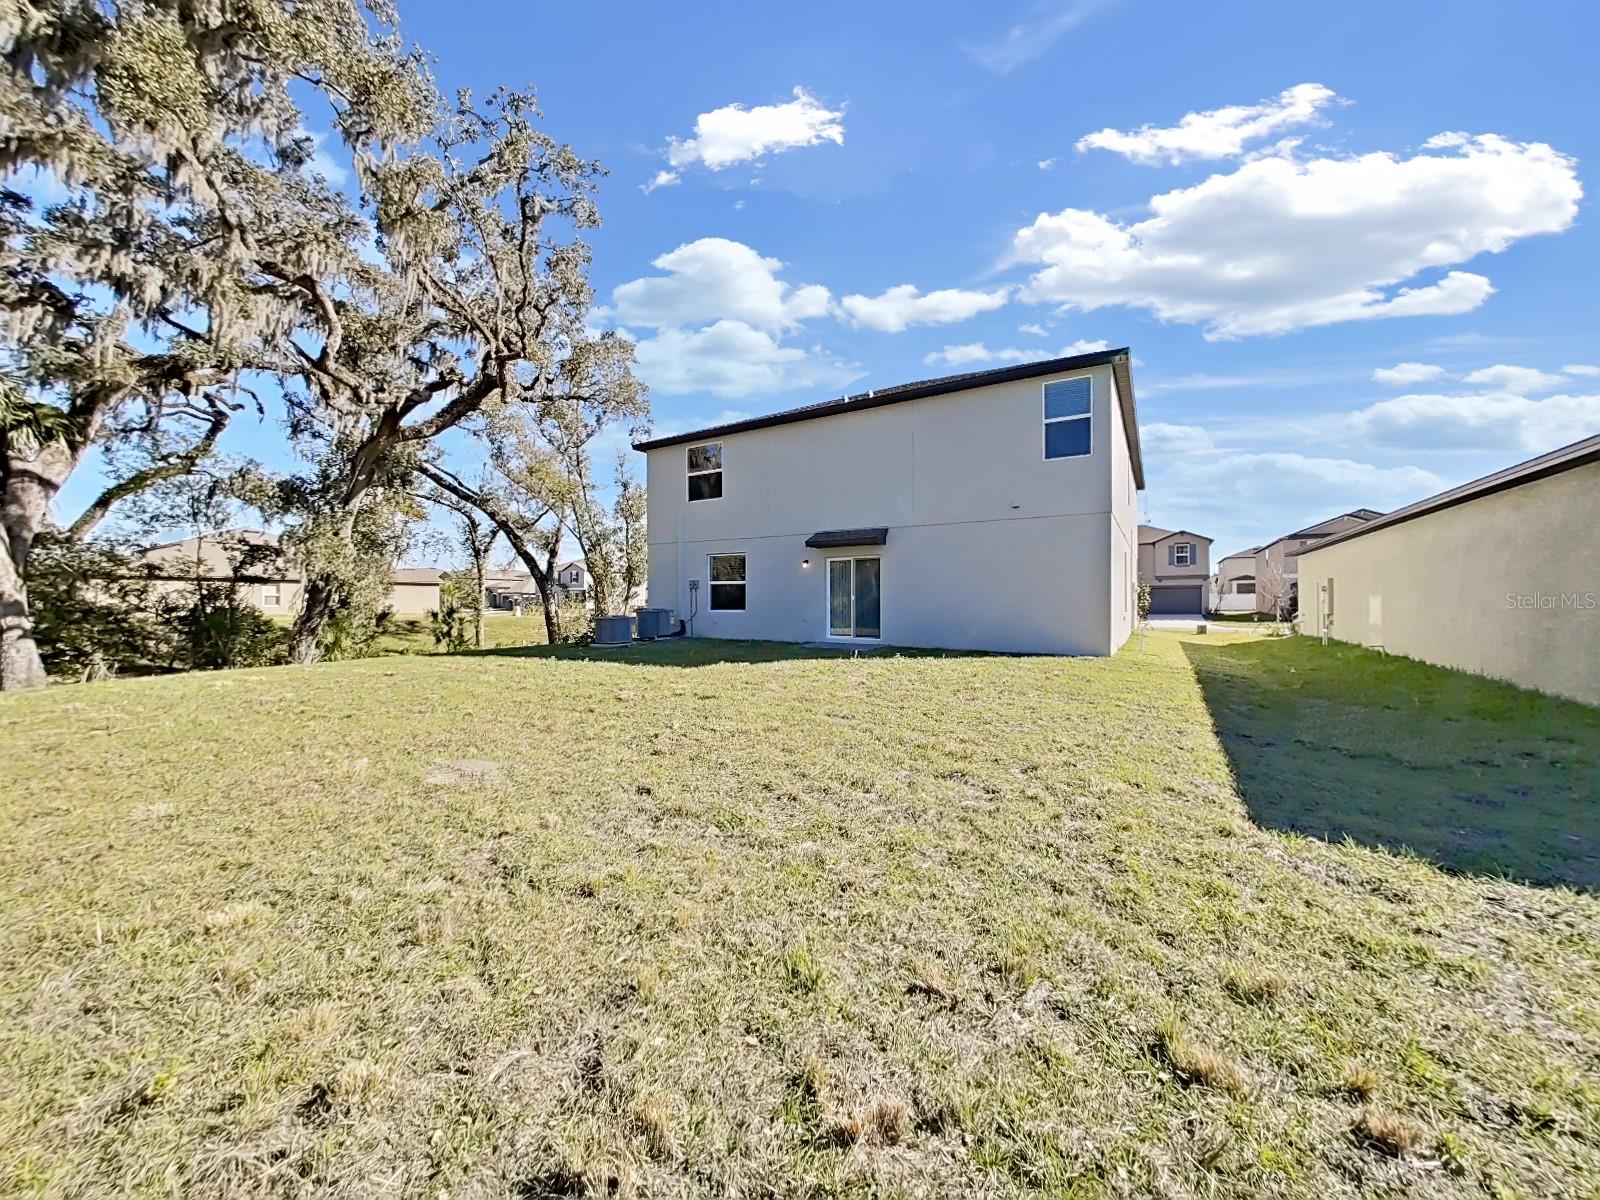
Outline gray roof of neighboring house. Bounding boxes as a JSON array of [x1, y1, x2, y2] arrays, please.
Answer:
[[140, 530, 292, 581], [1139, 524, 1210, 545], [1218, 508, 1387, 563], [1292, 433, 1600, 557], [1217, 547, 1264, 566], [1283, 508, 1385, 540], [632, 346, 1146, 489], [391, 567, 443, 585], [139, 530, 441, 585]]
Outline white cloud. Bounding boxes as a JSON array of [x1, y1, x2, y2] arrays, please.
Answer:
[[640, 169, 680, 194], [1037, 158, 1057, 171], [302, 129, 349, 187], [633, 320, 861, 398], [921, 338, 1108, 368], [1077, 83, 1340, 166], [839, 284, 1011, 333], [968, 0, 1115, 73], [1141, 422, 1214, 455], [1460, 364, 1566, 392], [1167, 448, 1440, 523], [609, 238, 833, 332], [1562, 363, 1600, 377], [1010, 133, 1580, 338], [1018, 322, 1051, 337], [1349, 389, 1600, 453], [1373, 362, 1447, 386], [664, 87, 844, 173]]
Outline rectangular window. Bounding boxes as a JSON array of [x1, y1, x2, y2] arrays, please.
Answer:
[[261, 583, 282, 609], [1043, 377, 1092, 460], [1235, 580, 1256, 595], [687, 442, 723, 502], [1173, 543, 1193, 567], [708, 553, 745, 610]]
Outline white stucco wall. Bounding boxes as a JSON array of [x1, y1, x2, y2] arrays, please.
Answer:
[[1106, 371, 1138, 651], [1297, 461, 1600, 705], [644, 363, 1138, 655]]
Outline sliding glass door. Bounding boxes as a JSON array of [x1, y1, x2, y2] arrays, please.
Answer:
[[827, 556, 881, 640]]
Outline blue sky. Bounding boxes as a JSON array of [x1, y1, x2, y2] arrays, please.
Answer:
[[59, 0, 1600, 560]]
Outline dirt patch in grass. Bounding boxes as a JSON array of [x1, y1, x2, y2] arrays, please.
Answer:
[[2, 633, 1598, 1196]]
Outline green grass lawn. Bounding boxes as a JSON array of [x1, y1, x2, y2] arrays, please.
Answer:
[[370, 611, 551, 657], [2, 633, 1597, 1197]]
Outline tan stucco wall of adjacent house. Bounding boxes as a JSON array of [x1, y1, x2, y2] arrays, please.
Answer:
[[386, 582, 442, 616], [1297, 461, 1600, 705]]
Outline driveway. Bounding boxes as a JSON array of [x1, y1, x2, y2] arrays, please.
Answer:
[[1144, 614, 1208, 630]]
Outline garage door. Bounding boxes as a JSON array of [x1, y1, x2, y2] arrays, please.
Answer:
[[1149, 585, 1202, 614]]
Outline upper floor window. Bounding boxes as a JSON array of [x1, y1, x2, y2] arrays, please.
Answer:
[[1043, 378, 1092, 460], [261, 583, 282, 609], [687, 442, 723, 502], [1173, 543, 1193, 567]]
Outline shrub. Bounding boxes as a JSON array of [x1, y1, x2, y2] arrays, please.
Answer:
[[553, 597, 594, 643], [28, 537, 171, 679]]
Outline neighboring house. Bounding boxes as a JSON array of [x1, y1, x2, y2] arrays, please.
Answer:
[[633, 347, 1144, 655], [484, 568, 539, 611], [553, 560, 588, 601], [137, 530, 443, 616], [1137, 525, 1211, 615], [1213, 509, 1385, 615], [483, 559, 589, 610], [1296, 435, 1600, 706]]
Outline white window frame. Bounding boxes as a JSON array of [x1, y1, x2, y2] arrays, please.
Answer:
[[1173, 542, 1193, 567], [687, 442, 723, 503], [261, 583, 282, 609], [1234, 577, 1256, 596], [824, 555, 882, 643], [1042, 376, 1093, 462], [706, 552, 746, 611]]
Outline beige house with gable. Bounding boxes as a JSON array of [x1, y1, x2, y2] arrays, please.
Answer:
[[138, 530, 443, 616], [1214, 509, 1384, 615], [634, 347, 1144, 656], [1137, 525, 1211, 615]]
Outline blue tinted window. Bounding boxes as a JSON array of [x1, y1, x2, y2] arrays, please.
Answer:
[[1045, 415, 1091, 459], [1043, 378, 1091, 421]]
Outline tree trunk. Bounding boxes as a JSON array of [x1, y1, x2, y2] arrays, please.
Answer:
[[285, 438, 388, 664], [471, 547, 487, 650], [1, 441, 75, 690], [287, 575, 340, 664], [0, 539, 47, 689]]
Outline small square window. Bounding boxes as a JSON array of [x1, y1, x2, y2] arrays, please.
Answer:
[[687, 442, 723, 502], [708, 553, 746, 610]]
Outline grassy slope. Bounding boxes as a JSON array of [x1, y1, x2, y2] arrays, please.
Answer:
[[2, 634, 1597, 1198], [369, 612, 551, 657]]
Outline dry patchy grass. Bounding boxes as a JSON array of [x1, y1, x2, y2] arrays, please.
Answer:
[[2, 632, 1598, 1197]]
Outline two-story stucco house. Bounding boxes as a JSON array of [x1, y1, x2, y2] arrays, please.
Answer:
[[1214, 510, 1384, 615], [633, 348, 1144, 655], [1137, 525, 1212, 615]]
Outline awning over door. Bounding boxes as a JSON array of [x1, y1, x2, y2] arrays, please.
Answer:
[[805, 527, 888, 549]]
